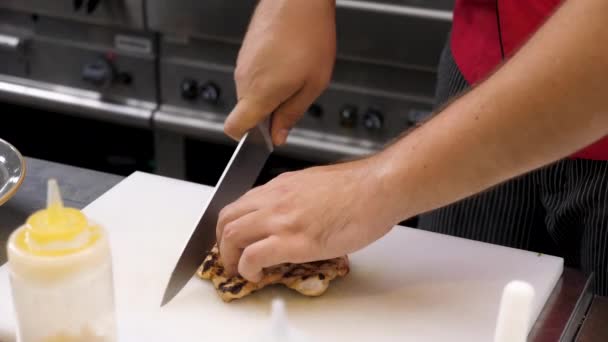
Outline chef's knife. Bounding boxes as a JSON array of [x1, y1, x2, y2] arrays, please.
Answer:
[[161, 119, 274, 306]]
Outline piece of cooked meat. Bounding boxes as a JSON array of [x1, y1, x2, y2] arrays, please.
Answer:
[[196, 244, 349, 302]]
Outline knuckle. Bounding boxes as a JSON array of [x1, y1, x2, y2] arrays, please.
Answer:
[[234, 65, 248, 84], [240, 249, 257, 268], [311, 74, 330, 91], [217, 206, 233, 224], [218, 204, 230, 218], [251, 75, 299, 100], [222, 222, 240, 241], [274, 213, 299, 233]]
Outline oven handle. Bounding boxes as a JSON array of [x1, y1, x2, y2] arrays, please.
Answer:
[[154, 109, 379, 160], [335, 0, 453, 22], [0, 75, 154, 128]]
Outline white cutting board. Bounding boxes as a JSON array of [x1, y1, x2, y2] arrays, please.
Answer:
[[0, 171, 563, 341]]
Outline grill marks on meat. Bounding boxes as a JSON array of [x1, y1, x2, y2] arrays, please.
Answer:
[[196, 245, 349, 302]]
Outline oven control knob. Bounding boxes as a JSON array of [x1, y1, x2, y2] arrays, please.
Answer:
[[363, 109, 384, 131], [339, 105, 358, 128], [73, 0, 84, 11], [181, 78, 200, 100], [86, 0, 102, 14], [82, 58, 115, 88], [200, 81, 221, 104], [306, 103, 323, 118]]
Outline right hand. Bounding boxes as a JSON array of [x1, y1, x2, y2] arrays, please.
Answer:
[[224, 0, 337, 146]]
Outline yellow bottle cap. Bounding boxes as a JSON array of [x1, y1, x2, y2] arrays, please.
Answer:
[[16, 179, 100, 256]]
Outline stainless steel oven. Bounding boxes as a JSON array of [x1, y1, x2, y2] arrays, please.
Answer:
[[147, 0, 452, 181], [0, 7, 156, 127], [0, 0, 146, 29], [0, 0, 452, 200], [0, 3, 156, 176]]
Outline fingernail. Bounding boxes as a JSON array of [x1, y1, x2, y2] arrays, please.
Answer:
[[223, 121, 240, 141]]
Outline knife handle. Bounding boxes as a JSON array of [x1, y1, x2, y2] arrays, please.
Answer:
[[256, 117, 274, 151]]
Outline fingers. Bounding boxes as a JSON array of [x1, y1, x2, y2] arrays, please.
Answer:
[[224, 97, 279, 141], [216, 186, 266, 244], [270, 83, 321, 145], [218, 209, 274, 277], [238, 236, 290, 282], [226, 77, 320, 145]]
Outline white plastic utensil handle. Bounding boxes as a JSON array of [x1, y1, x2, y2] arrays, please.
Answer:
[[494, 280, 536, 342]]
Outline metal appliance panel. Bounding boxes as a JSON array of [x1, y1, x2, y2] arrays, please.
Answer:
[[0, 11, 34, 77], [146, 1, 255, 43], [160, 67, 233, 113], [0, 11, 157, 127], [146, 0, 453, 38], [28, 40, 157, 103], [155, 35, 436, 162], [0, 0, 451, 170], [0, 0, 145, 29], [147, 0, 452, 69], [0, 12, 158, 102], [335, 3, 451, 69]]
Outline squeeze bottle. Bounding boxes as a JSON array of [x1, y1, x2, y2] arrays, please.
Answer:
[[6, 179, 117, 342]]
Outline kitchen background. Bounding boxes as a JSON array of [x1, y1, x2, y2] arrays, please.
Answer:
[[0, 0, 454, 226]]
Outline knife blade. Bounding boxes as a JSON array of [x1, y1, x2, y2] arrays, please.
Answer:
[[161, 119, 273, 306]]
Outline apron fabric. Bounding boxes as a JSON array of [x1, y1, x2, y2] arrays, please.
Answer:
[[417, 39, 608, 295]]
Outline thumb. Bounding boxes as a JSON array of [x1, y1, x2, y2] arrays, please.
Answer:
[[224, 97, 278, 141]]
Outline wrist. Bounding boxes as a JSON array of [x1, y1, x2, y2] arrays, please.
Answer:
[[356, 150, 418, 225]]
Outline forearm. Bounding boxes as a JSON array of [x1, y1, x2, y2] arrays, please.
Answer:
[[377, 0, 608, 220]]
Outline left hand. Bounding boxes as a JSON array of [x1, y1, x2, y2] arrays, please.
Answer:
[[215, 156, 404, 282]]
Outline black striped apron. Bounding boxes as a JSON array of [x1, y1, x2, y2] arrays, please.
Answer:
[[417, 39, 608, 296]]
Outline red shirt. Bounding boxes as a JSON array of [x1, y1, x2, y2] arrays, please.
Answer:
[[451, 0, 608, 160]]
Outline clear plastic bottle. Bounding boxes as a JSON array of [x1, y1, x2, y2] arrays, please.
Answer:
[[6, 179, 117, 342]]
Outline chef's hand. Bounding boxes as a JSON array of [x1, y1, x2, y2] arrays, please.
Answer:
[[216, 156, 405, 282], [224, 0, 336, 146]]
